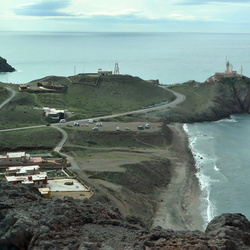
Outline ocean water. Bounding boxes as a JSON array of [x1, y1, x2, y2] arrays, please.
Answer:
[[2, 31, 250, 227], [1, 32, 250, 84], [184, 114, 250, 228]]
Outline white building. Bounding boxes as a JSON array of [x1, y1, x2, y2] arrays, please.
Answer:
[[97, 69, 112, 76], [43, 107, 65, 120], [5, 165, 48, 187], [0, 152, 31, 165]]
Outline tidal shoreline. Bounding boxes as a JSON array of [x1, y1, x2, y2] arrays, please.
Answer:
[[152, 123, 204, 231]]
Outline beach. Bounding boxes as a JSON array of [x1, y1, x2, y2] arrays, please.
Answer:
[[152, 123, 204, 231]]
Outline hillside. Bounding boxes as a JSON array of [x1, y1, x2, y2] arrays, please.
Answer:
[[1, 181, 250, 249], [0, 75, 174, 129], [167, 76, 250, 122], [0, 56, 15, 73]]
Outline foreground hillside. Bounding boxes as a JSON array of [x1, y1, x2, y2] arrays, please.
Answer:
[[166, 76, 250, 122], [1, 181, 250, 249]]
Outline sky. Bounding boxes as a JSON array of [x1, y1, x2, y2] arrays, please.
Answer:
[[1, 0, 250, 33]]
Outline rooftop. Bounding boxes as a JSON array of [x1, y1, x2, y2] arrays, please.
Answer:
[[47, 179, 88, 192]]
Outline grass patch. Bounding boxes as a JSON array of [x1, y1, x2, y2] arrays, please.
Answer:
[[65, 128, 166, 149], [0, 127, 62, 151]]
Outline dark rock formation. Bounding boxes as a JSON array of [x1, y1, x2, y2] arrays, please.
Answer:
[[1, 181, 250, 249], [0, 56, 16, 73]]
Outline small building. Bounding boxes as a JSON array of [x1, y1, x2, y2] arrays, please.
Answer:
[[43, 107, 65, 120], [5, 165, 48, 187], [39, 187, 51, 198], [19, 84, 29, 92], [0, 152, 31, 165], [98, 69, 112, 76], [37, 81, 67, 92], [206, 61, 242, 83], [6, 165, 40, 176]]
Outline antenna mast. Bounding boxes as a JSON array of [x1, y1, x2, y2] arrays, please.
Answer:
[[114, 62, 120, 75]]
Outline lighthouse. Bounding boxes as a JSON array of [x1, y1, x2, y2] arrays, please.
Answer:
[[225, 61, 232, 74]]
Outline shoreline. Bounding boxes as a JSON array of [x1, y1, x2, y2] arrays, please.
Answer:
[[152, 123, 204, 231]]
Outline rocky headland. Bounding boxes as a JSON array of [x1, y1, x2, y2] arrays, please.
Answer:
[[1, 181, 250, 249], [166, 75, 250, 123], [0, 56, 16, 73]]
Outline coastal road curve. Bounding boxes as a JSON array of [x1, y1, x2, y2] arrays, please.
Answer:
[[56, 88, 186, 125]]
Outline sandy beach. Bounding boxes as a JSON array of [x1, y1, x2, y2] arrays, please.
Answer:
[[152, 123, 204, 231]]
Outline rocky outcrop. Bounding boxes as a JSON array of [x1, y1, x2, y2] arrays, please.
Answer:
[[1, 181, 250, 249], [168, 76, 250, 123], [0, 56, 15, 73]]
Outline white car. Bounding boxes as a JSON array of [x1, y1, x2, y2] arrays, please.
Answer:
[[92, 127, 99, 131], [87, 119, 93, 123], [59, 119, 66, 123]]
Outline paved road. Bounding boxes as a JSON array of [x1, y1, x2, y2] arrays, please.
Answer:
[[56, 88, 186, 126]]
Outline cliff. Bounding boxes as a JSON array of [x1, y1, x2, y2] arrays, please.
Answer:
[[167, 76, 250, 122], [0, 57, 16, 73], [1, 181, 250, 249]]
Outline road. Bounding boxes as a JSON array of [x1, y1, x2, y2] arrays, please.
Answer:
[[0, 87, 16, 109], [56, 88, 186, 125]]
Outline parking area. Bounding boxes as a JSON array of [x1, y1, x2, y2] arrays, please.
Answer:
[[71, 121, 162, 132]]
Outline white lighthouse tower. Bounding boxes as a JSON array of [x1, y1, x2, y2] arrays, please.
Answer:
[[225, 61, 232, 74]]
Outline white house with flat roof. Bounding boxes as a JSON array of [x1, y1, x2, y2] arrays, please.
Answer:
[[97, 69, 112, 76], [5, 165, 48, 187], [43, 107, 65, 120], [0, 152, 31, 165]]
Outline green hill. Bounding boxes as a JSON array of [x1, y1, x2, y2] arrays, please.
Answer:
[[168, 76, 250, 122], [0, 74, 175, 129]]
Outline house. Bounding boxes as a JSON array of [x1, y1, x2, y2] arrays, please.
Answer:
[[43, 107, 65, 120], [97, 69, 112, 76], [0, 152, 31, 165], [19, 84, 29, 92], [37, 81, 67, 92], [5, 165, 48, 187]]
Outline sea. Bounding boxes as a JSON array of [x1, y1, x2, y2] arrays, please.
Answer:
[[1, 31, 250, 228]]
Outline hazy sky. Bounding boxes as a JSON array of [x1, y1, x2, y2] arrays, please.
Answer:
[[1, 0, 250, 32]]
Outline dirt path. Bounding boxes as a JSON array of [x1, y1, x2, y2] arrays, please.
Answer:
[[0, 87, 16, 109]]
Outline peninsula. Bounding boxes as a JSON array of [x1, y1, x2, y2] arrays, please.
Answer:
[[1, 65, 250, 249]]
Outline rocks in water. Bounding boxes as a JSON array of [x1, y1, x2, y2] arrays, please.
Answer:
[[0, 56, 16, 73], [1, 180, 250, 249]]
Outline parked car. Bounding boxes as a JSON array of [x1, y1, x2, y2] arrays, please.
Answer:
[[137, 125, 144, 130], [92, 127, 99, 131], [116, 126, 120, 131], [125, 127, 130, 130], [96, 122, 103, 127], [87, 139, 97, 145], [59, 119, 66, 123], [145, 124, 150, 129], [73, 122, 80, 126], [87, 119, 93, 123]]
